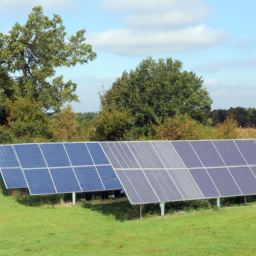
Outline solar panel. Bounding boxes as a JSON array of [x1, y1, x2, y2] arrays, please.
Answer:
[[86, 143, 109, 165], [190, 141, 225, 167], [171, 141, 203, 168], [0, 145, 19, 168], [101, 143, 122, 169], [228, 167, 256, 195], [207, 168, 241, 197], [115, 170, 142, 204], [14, 144, 47, 168], [24, 168, 56, 195], [189, 169, 219, 197], [49, 167, 81, 193], [167, 169, 203, 199], [151, 141, 186, 168], [40, 144, 71, 167], [213, 140, 246, 166], [143, 169, 183, 201], [96, 165, 122, 190], [64, 143, 93, 166], [234, 140, 256, 165], [123, 170, 159, 203], [74, 166, 104, 191], [1, 168, 27, 189], [127, 142, 164, 168], [117, 142, 140, 168]]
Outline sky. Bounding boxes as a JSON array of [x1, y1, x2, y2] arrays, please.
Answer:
[[1, 0, 256, 112]]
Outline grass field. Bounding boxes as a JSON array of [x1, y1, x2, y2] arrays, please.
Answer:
[[1, 193, 256, 256]]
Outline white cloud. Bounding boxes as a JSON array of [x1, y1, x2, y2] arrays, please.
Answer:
[[0, 0, 76, 16], [196, 57, 256, 73], [234, 40, 256, 49], [87, 25, 228, 56], [203, 79, 223, 89]]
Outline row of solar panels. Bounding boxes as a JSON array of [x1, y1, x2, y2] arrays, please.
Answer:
[[102, 140, 256, 204], [0, 143, 122, 194]]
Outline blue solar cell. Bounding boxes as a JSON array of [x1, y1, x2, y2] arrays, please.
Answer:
[[1, 168, 27, 189], [189, 169, 219, 198], [64, 143, 93, 166], [107, 142, 129, 168], [24, 168, 56, 195], [74, 166, 104, 191], [96, 165, 122, 190], [101, 143, 121, 168], [0, 145, 19, 168], [229, 167, 256, 195], [207, 168, 241, 197], [115, 170, 142, 204], [118, 142, 140, 168], [124, 170, 159, 203], [127, 142, 164, 168], [86, 143, 109, 165], [171, 142, 203, 168], [151, 142, 186, 168], [14, 144, 47, 168], [190, 141, 225, 167], [144, 169, 183, 201], [213, 140, 246, 166], [234, 140, 256, 165], [40, 144, 71, 167], [50, 167, 81, 193], [167, 169, 203, 199]]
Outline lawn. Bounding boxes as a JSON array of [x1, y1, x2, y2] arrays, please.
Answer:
[[1, 193, 256, 256]]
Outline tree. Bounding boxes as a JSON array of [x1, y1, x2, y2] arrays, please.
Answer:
[[0, 6, 96, 112], [100, 57, 212, 136]]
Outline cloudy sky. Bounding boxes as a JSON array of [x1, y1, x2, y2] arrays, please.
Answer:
[[1, 0, 256, 112]]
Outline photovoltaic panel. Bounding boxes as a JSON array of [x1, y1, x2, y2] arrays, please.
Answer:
[[190, 141, 225, 167], [213, 140, 246, 166], [118, 142, 140, 168], [96, 165, 122, 190], [106, 143, 129, 168], [115, 170, 141, 204], [228, 167, 256, 195], [151, 142, 186, 168], [144, 169, 183, 201], [64, 143, 93, 166], [171, 142, 203, 168], [0, 146, 19, 168], [1, 168, 27, 189], [250, 167, 256, 178], [50, 167, 81, 193], [14, 144, 46, 168], [24, 168, 56, 195], [167, 169, 203, 199], [234, 140, 256, 165], [189, 169, 219, 197], [127, 142, 164, 168], [124, 170, 159, 203], [40, 144, 71, 167], [101, 143, 121, 169], [207, 168, 241, 197], [86, 143, 109, 165], [74, 166, 104, 191]]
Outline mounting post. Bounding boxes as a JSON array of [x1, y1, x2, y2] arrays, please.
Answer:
[[244, 196, 246, 204], [138, 204, 142, 220], [217, 197, 220, 208], [160, 202, 165, 218], [72, 192, 76, 206]]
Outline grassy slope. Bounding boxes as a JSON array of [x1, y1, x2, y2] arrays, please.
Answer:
[[1, 194, 256, 256]]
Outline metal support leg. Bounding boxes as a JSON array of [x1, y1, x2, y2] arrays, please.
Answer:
[[72, 192, 76, 206], [217, 198, 220, 208], [138, 204, 142, 220], [244, 196, 246, 204], [160, 202, 165, 218]]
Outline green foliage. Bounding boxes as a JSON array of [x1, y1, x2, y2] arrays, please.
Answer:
[[0, 6, 96, 111], [0, 125, 15, 144], [101, 57, 212, 137]]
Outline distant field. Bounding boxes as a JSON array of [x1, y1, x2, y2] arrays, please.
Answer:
[[1, 194, 256, 255]]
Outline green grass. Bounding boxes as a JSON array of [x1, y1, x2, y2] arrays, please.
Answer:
[[1, 193, 256, 256]]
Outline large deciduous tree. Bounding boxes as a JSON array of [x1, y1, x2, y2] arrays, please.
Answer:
[[0, 6, 96, 112], [100, 57, 212, 136]]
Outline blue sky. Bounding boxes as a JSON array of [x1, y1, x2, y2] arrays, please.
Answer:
[[1, 0, 256, 112]]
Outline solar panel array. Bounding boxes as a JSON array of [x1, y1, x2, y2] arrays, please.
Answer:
[[101, 140, 256, 204], [0, 143, 121, 195]]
